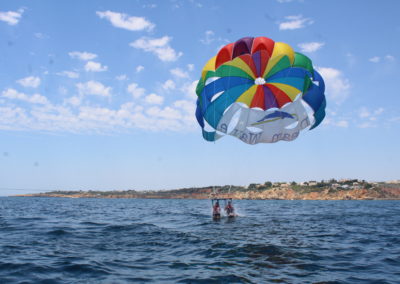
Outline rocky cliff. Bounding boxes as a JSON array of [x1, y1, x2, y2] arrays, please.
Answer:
[[16, 186, 400, 200]]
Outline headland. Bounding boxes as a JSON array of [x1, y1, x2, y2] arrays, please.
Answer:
[[15, 179, 400, 200]]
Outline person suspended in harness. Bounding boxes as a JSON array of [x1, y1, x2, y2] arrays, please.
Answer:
[[212, 201, 221, 219], [225, 200, 235, 217]]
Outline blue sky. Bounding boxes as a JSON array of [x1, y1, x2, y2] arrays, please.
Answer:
[[0, 0, 399, 195]]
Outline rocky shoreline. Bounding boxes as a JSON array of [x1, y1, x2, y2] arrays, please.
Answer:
[[15, 184, 400, 200]]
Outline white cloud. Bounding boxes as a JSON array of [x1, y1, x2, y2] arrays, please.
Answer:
[[298, 42, 324, 53], [0, 75, 199, 132], [162, 79, 176, 91], [0, 95, 198, 133], [0, 9, 23, 25], [358, 107, 384, 123], [78, 106, 115, 122], [346, 53, 356, 67], [322, 117, 349, 128], [34, 32, 47, 39], [57, 71, 79, 79], [327, 110, 337, 117], [68, 51, 97, 61], [316, 67, 350, 104], [358, 122, 376, 129], [199, 31, 229, 47], [369, 56, 380, 63], [187, 64, 194, 71], [336, 120, 349, 128], [279, 15, 313, 30], [173, 100, 196, 127], [16, 76, 41, 88], [2, 88, 48, 104], [130, 36, 183, 62], [136, 65, 144, 73], [30, 94, 48, 104], [374, 107, 384, 115], [142, 4, 157, 9], [389, 116, 400, 123], [127, 83, 146, 98], [385, 55, 395, 61], [64, 96, 81, 107], [0, 106, 29, 131], [84, 61, 108, 72], [191, 1, 203, 8], [77, 81, 111, 97], [146, 106, 181, 119], [116, 74, 128, 81], [180, 80, 198, 99], [174, 100, 196, 115], [358, 107, 370, 118], [145, 93, 164, 105], [170, 67, 189, 78], [369, 55, 395, 63], [58, 86, 68, 95], [200, 30, 215, 45], [96, 11, 155, 31]]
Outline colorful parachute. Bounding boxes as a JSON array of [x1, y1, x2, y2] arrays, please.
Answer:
[[195, 36, 326, 144]]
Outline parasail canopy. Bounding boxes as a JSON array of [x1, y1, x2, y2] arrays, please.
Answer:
[[195, 36, 326, 144]]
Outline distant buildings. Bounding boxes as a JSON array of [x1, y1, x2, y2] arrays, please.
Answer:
[[246, 179, 380, 191], [331, 183, 340, 189]]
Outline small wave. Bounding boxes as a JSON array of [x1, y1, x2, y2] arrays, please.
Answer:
[[13, 217, 46, 221], [0, 262, 53, 276], [46, 229, 71, 236], [231, 243, 284, 258], [168, 261, 190, 269], [102, 222, 157, 233], [61, 263, 112, 276], [294, 262, 324, 271], [178, 274, 253, 284], [383, 257, 400, 265], [122, 277, 153, 282], [80, 221, 106, 226]]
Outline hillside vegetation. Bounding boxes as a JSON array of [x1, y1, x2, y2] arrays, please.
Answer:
[[16, 179, 400, 200]]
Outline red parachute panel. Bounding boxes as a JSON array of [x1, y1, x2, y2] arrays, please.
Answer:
[[215, 43, 234, 69], [250, 85, 266, 109], [251, 37, 275, 57], [238, 54, 258, 78]]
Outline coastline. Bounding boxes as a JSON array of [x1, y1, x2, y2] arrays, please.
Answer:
[[14, 185, 400, 200]]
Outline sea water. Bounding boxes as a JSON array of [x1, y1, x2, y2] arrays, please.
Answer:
[[0, 198, 399, 283]]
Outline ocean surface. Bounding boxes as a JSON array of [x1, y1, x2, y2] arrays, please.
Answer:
[[0, 198, 399, 284]]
